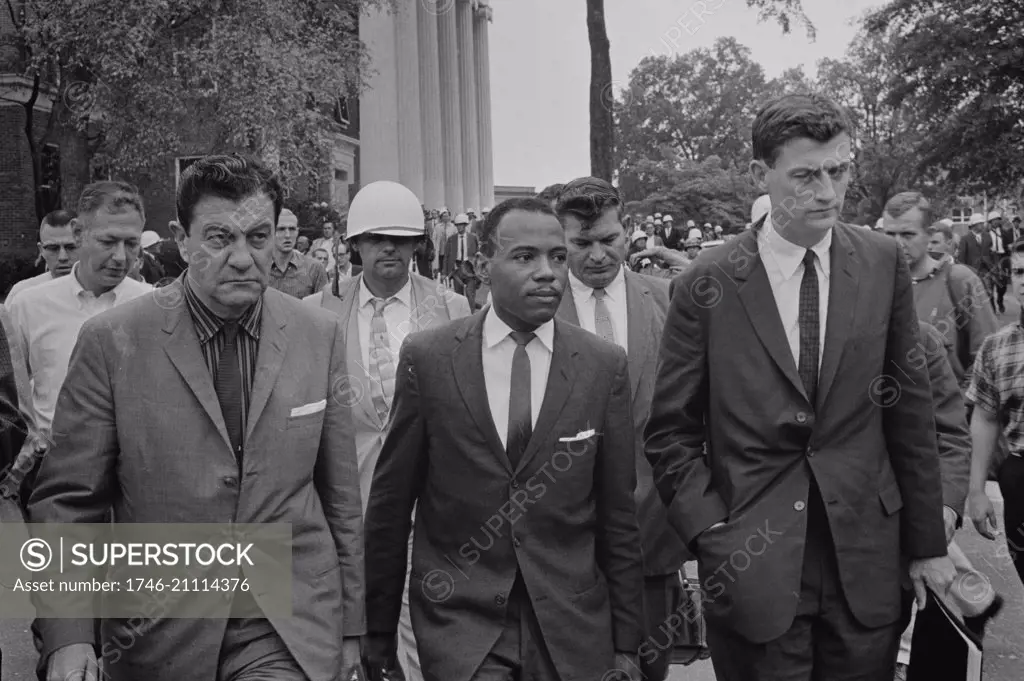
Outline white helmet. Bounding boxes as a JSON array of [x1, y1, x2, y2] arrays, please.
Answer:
[[346, 181, 425, 240], [751, 194, 771, 225]]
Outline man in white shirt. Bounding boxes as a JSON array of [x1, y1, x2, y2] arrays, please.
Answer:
[[363, 196, 644, 681], [443, 213, 479, 298], [553, 176, 683, 681], [5, 210, 79, 303], [9, 181, 153, 437], [646, 93, 953, 681]]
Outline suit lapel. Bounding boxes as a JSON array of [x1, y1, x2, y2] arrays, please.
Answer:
[[555, 290, 580, 326], [161, 283, 232, 454], [452, 313, 511, 472], [515, 321, 578, 476], [624, 271, 651, 398], [245, 291, 292, 440], [815, 226, 859, 412], [734, 231, 808, 401]]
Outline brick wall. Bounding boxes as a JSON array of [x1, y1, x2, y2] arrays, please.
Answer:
[[0, 104, 51, 255]]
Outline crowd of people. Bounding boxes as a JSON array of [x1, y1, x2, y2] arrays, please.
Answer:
[[0, 91, 1019, 681]]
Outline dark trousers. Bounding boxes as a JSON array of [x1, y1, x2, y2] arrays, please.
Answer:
[[217, 592, 307, 681], [468, 575, 560, 681], [706, 484, 902, 681], [638, 573, 686, 681], [999, 455, 1024, 588]]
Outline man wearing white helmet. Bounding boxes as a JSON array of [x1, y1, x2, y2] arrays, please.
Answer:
[[268, 208, 328, 298], [304, 180, 470, 681], [443, 213, 479, 302], [659, 214, 682, 250]]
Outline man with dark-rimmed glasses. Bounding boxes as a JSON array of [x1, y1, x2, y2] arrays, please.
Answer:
[[5, 211, 79, 303]]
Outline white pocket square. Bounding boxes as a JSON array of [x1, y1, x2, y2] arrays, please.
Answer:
[[559, 429, 596, 443], [290, 400, 327, 417]]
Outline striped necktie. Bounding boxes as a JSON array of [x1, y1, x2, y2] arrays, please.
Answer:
[[369, 297, 397, 423], [593, 288, 615, 344]]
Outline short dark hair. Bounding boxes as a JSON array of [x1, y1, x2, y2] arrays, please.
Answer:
[[478, 198, 558, 257], [927, 222, 953, 242], [554, 176, 624, 230], [535, 183, 565, 204], [884, 192, 935, 232], [752, 93, 854, 166], [78, 181, 145, 220], [176, 154, 283, 235], [40, 209, 76, 232]]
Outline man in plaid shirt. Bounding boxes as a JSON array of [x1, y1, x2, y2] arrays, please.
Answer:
[[966, 237, 1024, 588]]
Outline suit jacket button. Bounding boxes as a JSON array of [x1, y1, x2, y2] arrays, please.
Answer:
[[794, 501, 806, 511], [796, 412, 807, 424], [495, 594, 506, 606], [511, 480, 520, 489], [806, 448, 814, 457], [513, 537, 521, 547], [223, 476, 238, 488]]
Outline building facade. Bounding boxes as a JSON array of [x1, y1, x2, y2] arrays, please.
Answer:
[[359, 0, 495, 214]]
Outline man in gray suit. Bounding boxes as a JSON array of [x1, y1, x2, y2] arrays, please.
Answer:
[[28, 154, 364, 681], [305, 179, 471, 681], [553, 177, 686, 681], [363, 197, 645, 681]]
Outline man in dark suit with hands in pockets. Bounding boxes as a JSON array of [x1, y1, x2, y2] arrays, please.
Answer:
[[645, 94, 954, 680], [363, 197, 644, 681]]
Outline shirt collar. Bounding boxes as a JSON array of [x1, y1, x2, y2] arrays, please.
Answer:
[[67, 262, 137, 301], [182, 275, 262, 344], [358, 274, 412, 310], [568, 265, 626, 301], [483, 305, 555, 353], [272, 250, 306, 273], [758, 213, 832, 281]]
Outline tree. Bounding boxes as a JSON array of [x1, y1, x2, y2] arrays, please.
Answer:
[[616, 37, 779, 202], [865, 0, 1024, 193], [587, 0, 614, 181], [12, 0, 389, 198]]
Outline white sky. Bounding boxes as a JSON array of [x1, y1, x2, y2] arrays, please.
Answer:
[[489, 0, 887, 189]]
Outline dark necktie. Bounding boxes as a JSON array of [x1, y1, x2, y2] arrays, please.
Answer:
[[215, 321, 244, 462], [506, 331, 536, 469], [798, 250, 820, 405]]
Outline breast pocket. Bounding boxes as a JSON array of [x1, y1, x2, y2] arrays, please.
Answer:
[[286, 410, 325, 430]]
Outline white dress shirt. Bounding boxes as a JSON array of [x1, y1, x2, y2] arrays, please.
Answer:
[[5, 271, 56, 304], [355, 275, 413, 377], [757, 216, 831, 371], [8, 264, 153, 430], [456, 234, 468, 262], [568, 266, 629, 352], [482, 306, 554, 449]]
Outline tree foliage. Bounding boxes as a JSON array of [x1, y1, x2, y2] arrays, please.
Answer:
[[865, 0, 1024, 193], [12, 0, 389, 188]]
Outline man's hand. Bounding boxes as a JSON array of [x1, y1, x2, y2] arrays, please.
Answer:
[[341, 636, 362, 681], [967, 488, 999, 540], [943, 506, 958, 545], [908, 555, 956, 609], [361, 633, 404, 681], [611, 652, 641, 681], [47, 643, 98, 681]]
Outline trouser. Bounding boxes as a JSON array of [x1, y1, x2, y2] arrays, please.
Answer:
[[999, 454, 1024, 587], [638, 573, 687, 681], [467, 575, 560, 681], [217, 593, 307, 681], [397, 536, 423, 681], [706, 484, 902, 680], [897, 540, 995, 664]]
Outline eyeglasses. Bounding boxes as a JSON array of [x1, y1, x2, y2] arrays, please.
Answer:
[[41, 243, 77, 254]]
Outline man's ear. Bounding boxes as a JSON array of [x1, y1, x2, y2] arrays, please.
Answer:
[[474, 251, 491, 286], [749, 159, 769, 193]]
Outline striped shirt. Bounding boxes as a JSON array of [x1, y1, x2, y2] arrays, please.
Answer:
[[181, 277, 262, 426], [965, 313, 1024, 456]]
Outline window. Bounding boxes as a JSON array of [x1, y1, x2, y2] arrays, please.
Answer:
[[333, 97, 351, 125]]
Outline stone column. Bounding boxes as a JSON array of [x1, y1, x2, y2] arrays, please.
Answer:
[[394, 2, 424, 200], [359, 8, 400, 186], [417, 1, 445, 210], [474, 1, 495, 209], [456, 0, 480, 214], [437, 4, 464, 212]]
